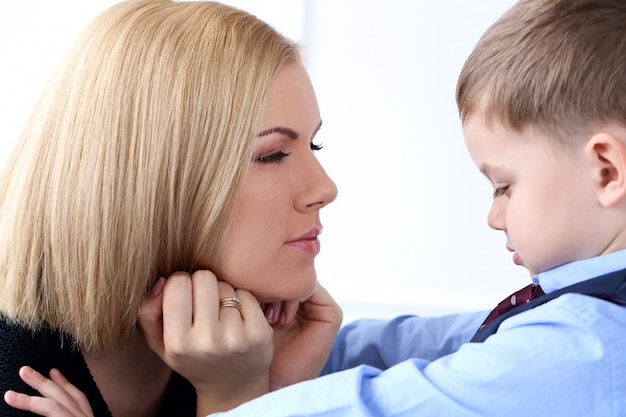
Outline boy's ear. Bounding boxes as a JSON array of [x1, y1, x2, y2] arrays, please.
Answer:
[[586, 132, 626, 207]]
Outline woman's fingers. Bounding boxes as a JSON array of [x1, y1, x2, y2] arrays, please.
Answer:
[[263, 301, 284, 324], [263, 300, 300, 325], [215, 279, 241, 323], [278, 300, 300, 326], [139, 270, 274, 391], [162, 272, 195, 337], [237, 290, 273, 334], [137, 277, 166, 356]]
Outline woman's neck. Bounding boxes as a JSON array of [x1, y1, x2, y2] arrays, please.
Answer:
[[82, 334, 173, 417]]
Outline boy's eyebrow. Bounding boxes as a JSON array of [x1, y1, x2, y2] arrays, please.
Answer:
[[479, 163, 491, 176], [479, 163, 495, 183], [256, 120, 323, 140]]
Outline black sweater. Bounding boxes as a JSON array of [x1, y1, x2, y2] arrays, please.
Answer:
[[0, 318, 196, 416]]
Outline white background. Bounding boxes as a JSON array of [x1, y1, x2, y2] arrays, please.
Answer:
[[0, 1, 526, 324]]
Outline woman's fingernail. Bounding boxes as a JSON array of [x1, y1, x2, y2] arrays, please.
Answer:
[[265, 306, 274, 323], [280, 310, 287, 325]]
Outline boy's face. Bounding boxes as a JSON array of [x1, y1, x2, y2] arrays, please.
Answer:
[[463, 115, 604, 276]]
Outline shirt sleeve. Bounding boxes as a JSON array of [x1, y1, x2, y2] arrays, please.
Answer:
[[321, 311, 488, 374], [210, 294, 626, 417]]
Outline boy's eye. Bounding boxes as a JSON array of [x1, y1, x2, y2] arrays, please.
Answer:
[[492, 186, 509, 198], [254, 150, 291, 164]]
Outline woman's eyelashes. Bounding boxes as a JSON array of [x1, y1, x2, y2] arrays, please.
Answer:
[[310, 142, 323, 152], [254, 142, 323, 164], [255, 150, 290, 163]]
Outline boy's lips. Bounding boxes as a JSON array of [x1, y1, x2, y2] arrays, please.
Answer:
[[507, 245, 522, 265]]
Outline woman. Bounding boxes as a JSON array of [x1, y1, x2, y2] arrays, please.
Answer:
[[0, 0, 340, 415]]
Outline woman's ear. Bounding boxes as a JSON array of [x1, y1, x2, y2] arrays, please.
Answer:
[[586, 131, 626, 207]]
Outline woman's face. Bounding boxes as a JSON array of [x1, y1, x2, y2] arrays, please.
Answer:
[[219, 61, 337, 303]]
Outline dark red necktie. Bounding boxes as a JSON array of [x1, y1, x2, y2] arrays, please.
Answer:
[[480, 283, 545, 326]]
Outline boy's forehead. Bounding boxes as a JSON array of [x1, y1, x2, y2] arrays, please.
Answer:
[[463, 112, 509, 133], [479, 162, 499, 178], [462, 113, 506, 145], [463, 113, 545, 143]]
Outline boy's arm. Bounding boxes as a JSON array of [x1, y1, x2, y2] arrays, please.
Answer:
[[322, 310, 488, 374], [211, 295, 621, 417]]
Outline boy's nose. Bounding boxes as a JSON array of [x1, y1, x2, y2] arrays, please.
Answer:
[[487, 199, 505, 231]]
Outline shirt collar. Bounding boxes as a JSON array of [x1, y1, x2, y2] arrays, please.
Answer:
[[535, 249, 626, 294]]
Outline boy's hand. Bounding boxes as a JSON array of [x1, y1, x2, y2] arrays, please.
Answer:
[[4, 366, 94, 417], [269, 281, 342, 390], [138, 270, 274, 414]]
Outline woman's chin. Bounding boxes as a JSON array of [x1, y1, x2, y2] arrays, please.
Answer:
[[257, 284, 316, 305]]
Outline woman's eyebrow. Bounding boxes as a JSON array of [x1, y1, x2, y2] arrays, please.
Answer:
[[256, 126, 298, 139], [256, 120, 323, 140]]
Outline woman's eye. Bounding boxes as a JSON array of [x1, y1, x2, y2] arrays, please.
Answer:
[[310, 142, 323, 152], [254, 150, 291, 164], [492, 186, 509, 198]]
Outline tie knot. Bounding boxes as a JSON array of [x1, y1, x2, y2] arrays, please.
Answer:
[[481, 283, 545, 326]]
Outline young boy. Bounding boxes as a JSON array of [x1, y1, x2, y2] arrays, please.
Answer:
[[7, 0, 626, 415]]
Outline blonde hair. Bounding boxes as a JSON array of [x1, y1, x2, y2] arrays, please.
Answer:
[[0, 0, 299, 353], [456, 0, 626, 144]]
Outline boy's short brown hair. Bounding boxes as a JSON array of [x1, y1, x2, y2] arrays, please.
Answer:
[[456, 0, 626, 143]]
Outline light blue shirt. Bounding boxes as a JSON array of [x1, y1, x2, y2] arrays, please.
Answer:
[[212, 250, 626, 416]]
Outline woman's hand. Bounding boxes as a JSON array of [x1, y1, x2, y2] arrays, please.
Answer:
[[4, 366, 94, 417], [268, 281, 342, 390], [138, 270, 274, 415]]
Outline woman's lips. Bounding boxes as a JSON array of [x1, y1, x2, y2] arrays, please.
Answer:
[[285, 227, 321, 254]]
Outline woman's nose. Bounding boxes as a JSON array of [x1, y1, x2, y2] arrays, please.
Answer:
[[295, 155, 338, 211]]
